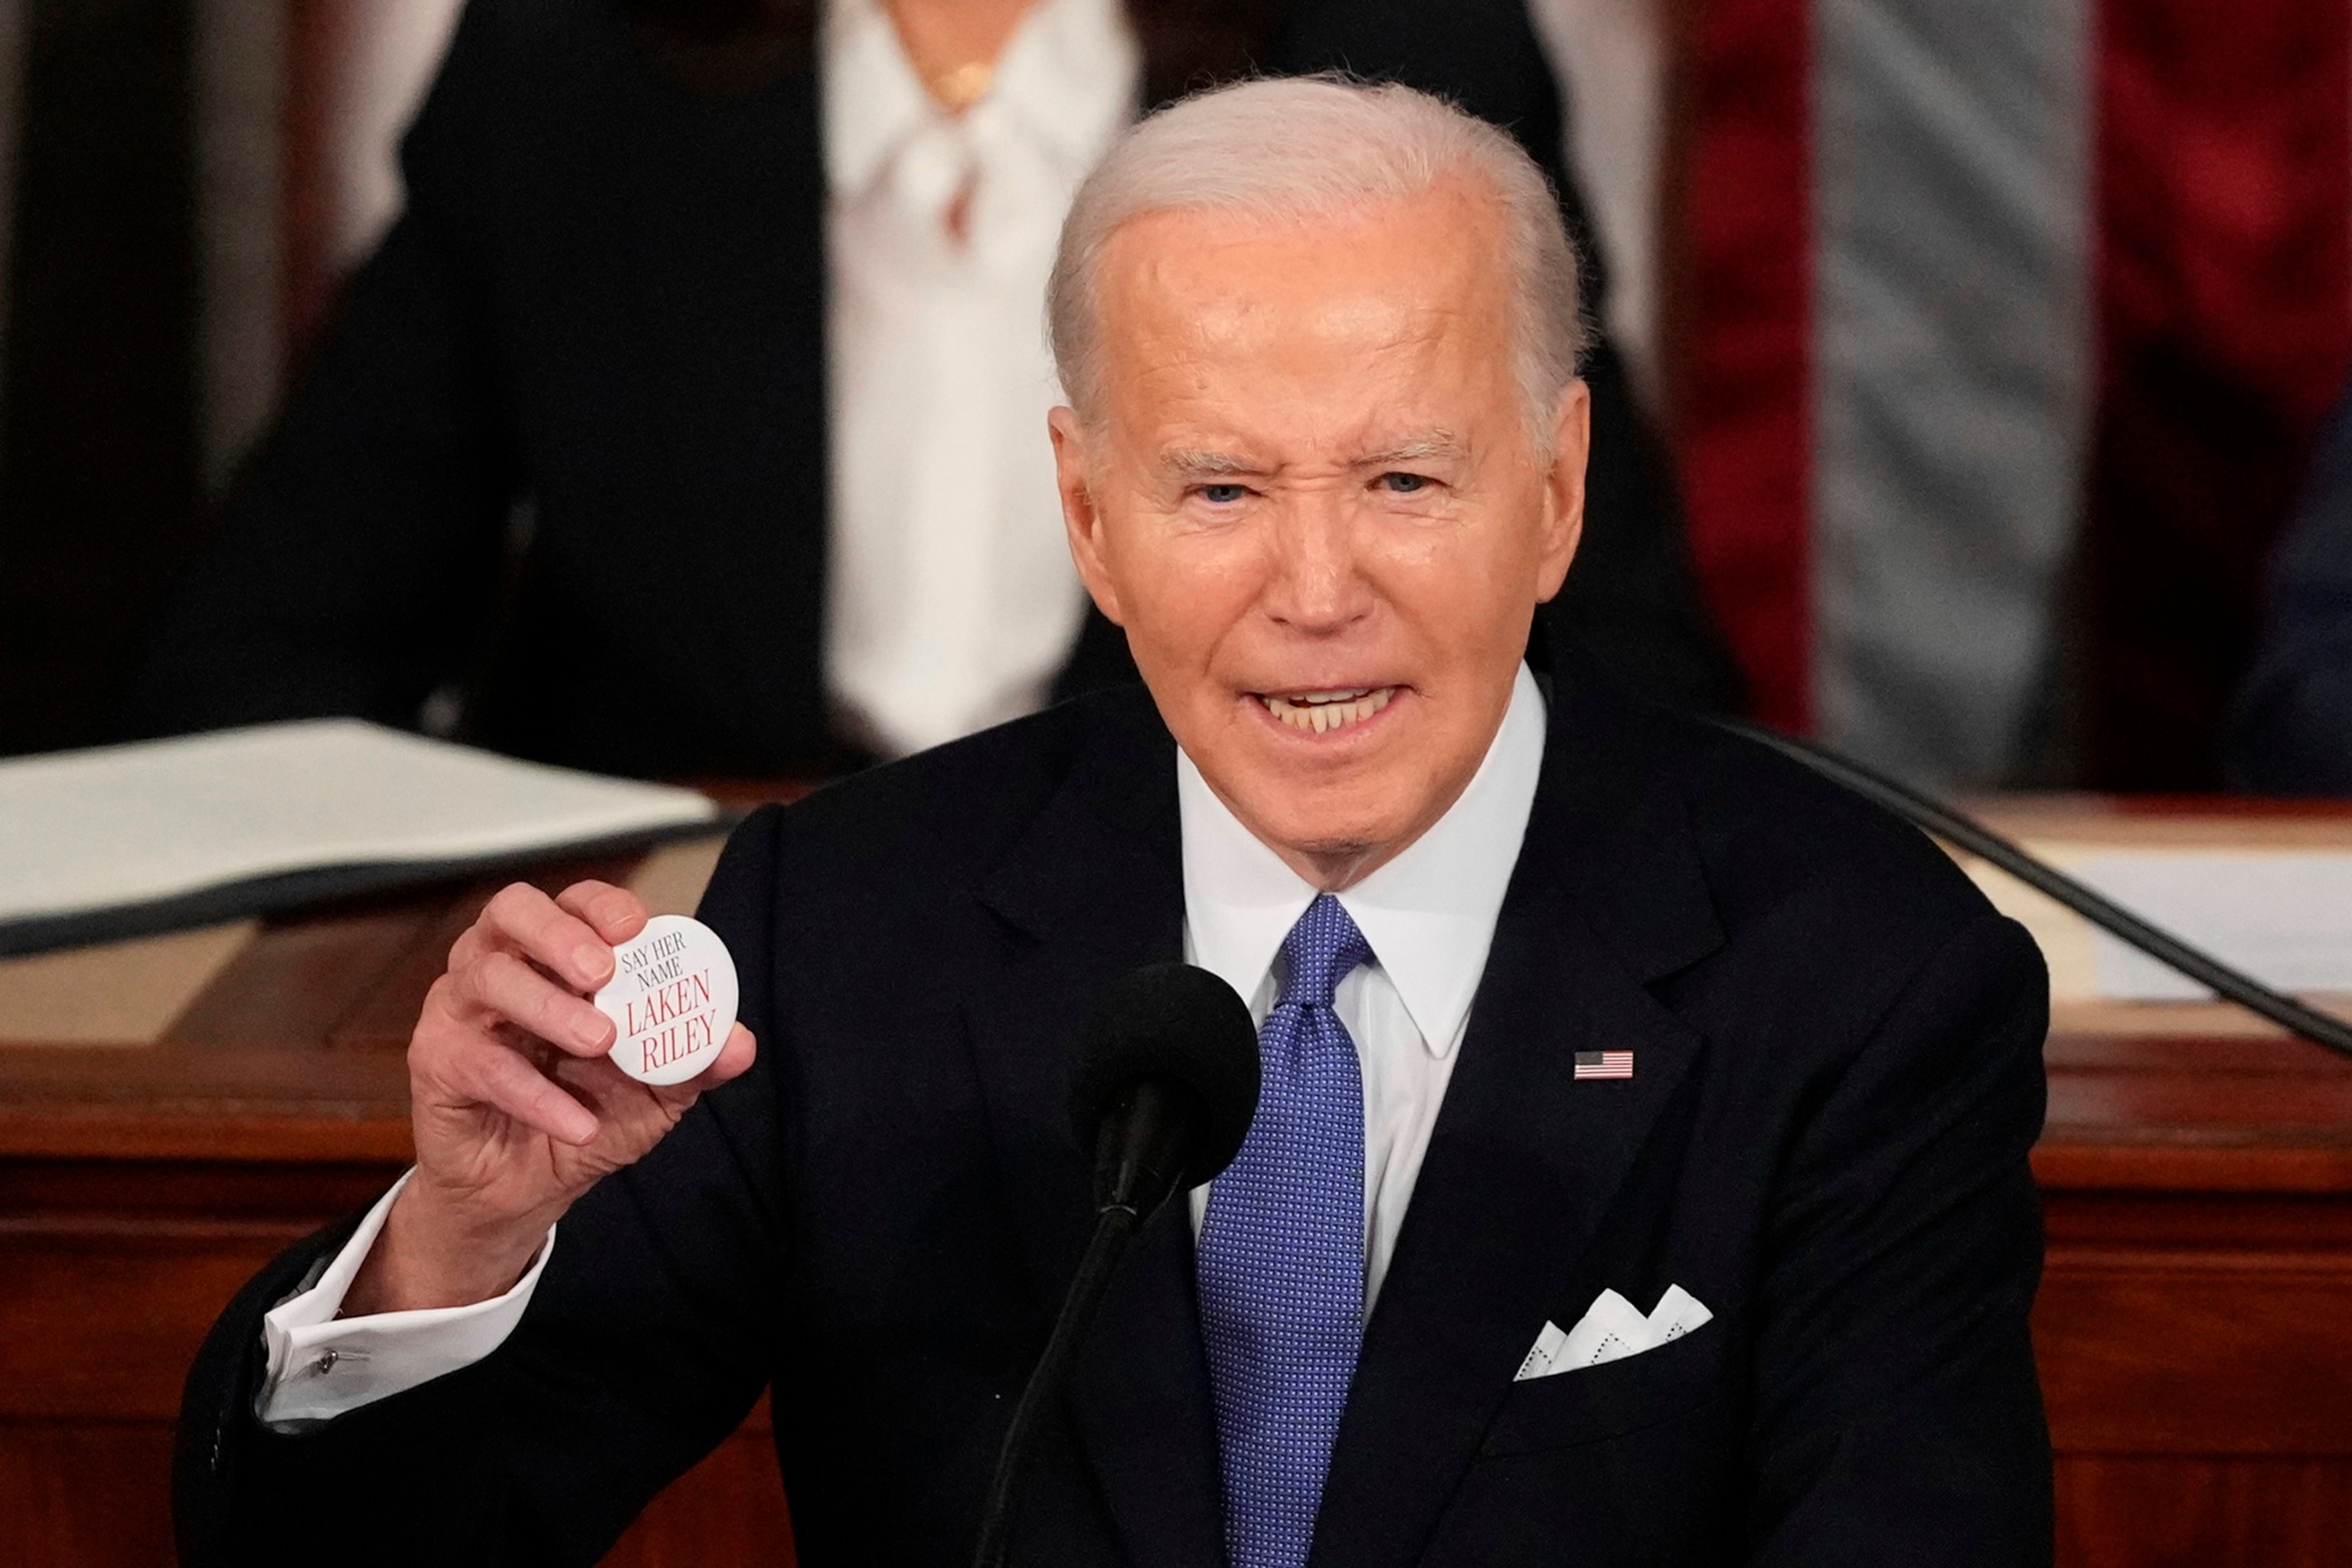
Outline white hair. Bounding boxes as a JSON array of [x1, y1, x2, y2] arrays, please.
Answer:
[[1047, 75, 1588, 453]]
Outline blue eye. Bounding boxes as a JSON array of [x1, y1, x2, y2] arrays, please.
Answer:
[[1200, 484, 1248, 505], [1381, 472, 1431, 494]]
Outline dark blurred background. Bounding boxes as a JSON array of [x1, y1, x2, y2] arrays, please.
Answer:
[[4, 0, 2350, 792]]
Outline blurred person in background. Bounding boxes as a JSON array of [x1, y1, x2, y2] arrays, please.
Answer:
[[116, 0, 1737, 780], [2231, 375, 2352, 795]]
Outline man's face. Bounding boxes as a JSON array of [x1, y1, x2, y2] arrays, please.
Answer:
[[1051, 180, 1589, 887]]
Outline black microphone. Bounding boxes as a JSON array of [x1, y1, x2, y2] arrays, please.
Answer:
[[972, 962, 1259, 1568]]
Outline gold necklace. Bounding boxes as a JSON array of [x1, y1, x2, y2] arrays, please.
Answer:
[[930, 59, 994, 112], [884, 0, 1001, 112]]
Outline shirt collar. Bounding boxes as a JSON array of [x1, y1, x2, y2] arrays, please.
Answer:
[[1179, 665, 1550, 1057], [822, 0, 1138, 200]]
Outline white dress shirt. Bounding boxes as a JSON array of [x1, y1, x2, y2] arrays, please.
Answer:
[[255, 666, 1549, 1423], [256, 1170, 559, 1426], [822, 0, 1139, 756], [1180, 664, 1548, 1311]]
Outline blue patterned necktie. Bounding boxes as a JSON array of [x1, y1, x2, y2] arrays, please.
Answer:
[[1197, 893, 1373, 1568]]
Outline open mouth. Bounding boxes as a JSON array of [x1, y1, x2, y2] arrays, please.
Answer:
[[1254, 686, 1399, 736]]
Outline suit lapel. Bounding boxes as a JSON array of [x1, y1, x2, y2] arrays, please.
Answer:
[[1071, 1202, 1230, 1567], [962, 695, 1226, 1568], [956, 678, 1726, 1568], [1312, 676, 1723, 1568]]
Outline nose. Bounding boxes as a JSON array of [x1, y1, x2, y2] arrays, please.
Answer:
[[1261, 489, 1372, 635]]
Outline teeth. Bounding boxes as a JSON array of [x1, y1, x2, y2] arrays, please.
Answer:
[[1260, 687, 1396, 735]]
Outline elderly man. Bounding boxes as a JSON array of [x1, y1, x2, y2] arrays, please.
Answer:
[[177, 80, 2052, 1567]]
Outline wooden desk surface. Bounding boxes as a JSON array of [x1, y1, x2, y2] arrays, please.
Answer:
[[4, 793, 2350, 1566], [0, 834, 762, 1567], [4, 794, 2346, 1176]]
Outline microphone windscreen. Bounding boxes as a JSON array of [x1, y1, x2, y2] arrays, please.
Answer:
[[1068, 962, 1259, 1187]]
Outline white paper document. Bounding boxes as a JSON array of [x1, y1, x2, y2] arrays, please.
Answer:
[[0, 720, 720, 941], [2066, 853, 2352, 1001]]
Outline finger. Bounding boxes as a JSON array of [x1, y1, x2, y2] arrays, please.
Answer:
[[702, 1023, 757, 1087], [455, 950, 617, 1057], [445, 915, 492, 973], [556, 1054, 681, 1140], [455, 1035, 601, 1145], [555, 880, 650, 948], [645, 1024, 759, 1109], [475, 881, 615, 992]]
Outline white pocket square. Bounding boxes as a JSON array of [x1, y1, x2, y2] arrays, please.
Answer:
[[1514, 1284, 1713, 1380]]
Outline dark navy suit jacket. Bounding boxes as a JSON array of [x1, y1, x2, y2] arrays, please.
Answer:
[[176, 671, 2053, 1566]]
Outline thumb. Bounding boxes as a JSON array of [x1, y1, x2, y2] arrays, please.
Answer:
[[648, 1024, 758, 1110]]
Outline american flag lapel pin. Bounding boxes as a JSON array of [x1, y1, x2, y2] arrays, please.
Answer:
[[1573, 1050, 1634, 1081]]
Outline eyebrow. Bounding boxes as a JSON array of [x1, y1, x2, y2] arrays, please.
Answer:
[[1161, 449, 1265, 479], [1159, 433, 1469, 479], [1357, 433, 1469, 466]]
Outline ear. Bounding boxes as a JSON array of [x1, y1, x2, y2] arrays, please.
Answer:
[[1050, 405, 1127, 626], [1534, 379, 1590, 603]]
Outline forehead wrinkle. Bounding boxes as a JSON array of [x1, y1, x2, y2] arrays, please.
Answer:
[[1104, 206, 1522, 477]]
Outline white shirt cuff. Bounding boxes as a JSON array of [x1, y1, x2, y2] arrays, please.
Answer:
[[256, 1169, 557, 1429]]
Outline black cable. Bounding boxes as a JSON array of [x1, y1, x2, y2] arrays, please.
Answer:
[[972, 1204, 1139, 1568], [1713, 719, 2352, 1062]]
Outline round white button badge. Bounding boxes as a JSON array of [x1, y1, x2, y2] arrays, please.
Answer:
[[593, 914, 740, 1086]]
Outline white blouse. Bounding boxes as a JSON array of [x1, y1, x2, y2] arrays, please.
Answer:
[[820, 0, 1142, 756]]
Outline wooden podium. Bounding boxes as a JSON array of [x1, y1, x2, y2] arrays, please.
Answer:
[[2, 798, 2348, 1566]]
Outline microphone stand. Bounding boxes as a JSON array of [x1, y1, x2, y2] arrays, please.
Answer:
[[969, 1205, 1139, 1568], [972, 1078, 1204, 1568], [1717, 719, 2352, 1061]]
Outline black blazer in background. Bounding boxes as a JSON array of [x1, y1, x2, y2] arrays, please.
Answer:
[[116, 0, 1740, 778], [2230, 373, 2352, 793], [177, 668, 2053, 1566]]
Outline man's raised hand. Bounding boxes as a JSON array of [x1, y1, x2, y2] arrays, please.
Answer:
[[343, 880, 755, 1315]]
